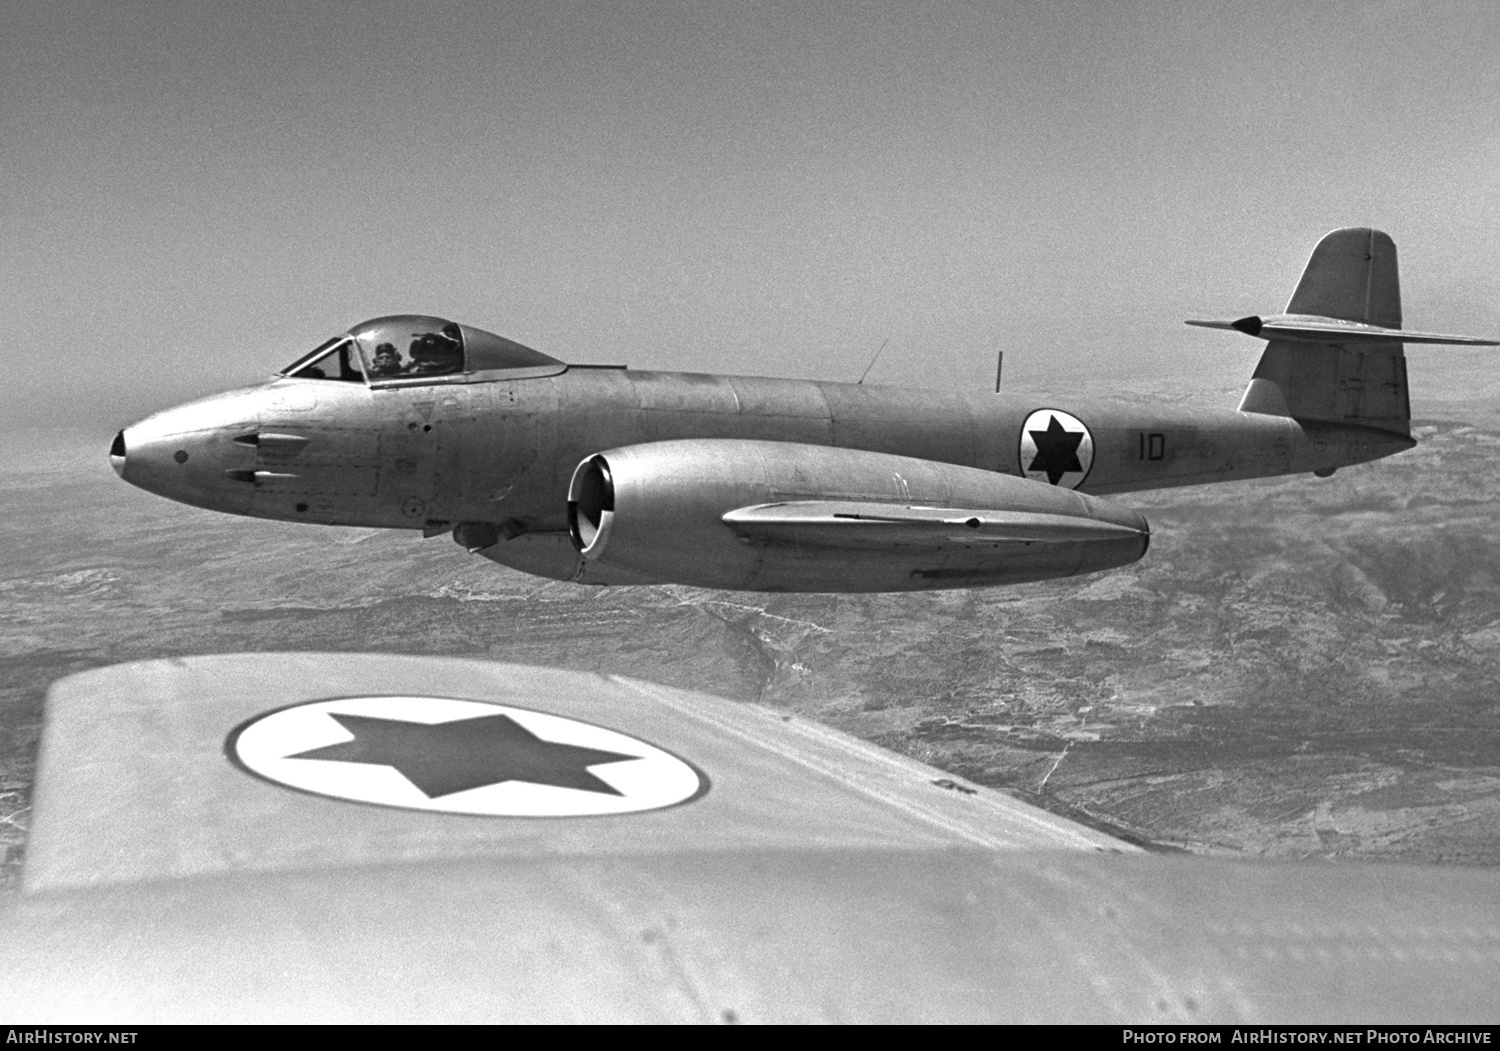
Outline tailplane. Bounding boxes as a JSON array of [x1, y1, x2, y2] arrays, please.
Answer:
[[1187, 228, 1496, 437]]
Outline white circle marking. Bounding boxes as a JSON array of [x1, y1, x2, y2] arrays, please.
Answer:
[[230, 695, 706, 816], [1018, 408, 1094, 489]]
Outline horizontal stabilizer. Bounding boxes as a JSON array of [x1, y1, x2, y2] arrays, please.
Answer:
[[1187, 314, 1498, 347], [723, 501, 1146, 549]]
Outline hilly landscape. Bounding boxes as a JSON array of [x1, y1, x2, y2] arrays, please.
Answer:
[[4, 404, 1500, 887]]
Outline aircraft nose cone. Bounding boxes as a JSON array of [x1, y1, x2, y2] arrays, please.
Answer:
[[110, 391, 262, 516], [110, 430, 127, 478], [112, 413, 201, 497]]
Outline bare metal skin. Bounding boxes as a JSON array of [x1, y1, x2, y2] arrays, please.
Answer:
[[111, 229, 1492, 592]]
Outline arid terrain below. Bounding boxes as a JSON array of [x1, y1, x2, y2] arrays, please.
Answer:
[[4, 400, 1500, 887]]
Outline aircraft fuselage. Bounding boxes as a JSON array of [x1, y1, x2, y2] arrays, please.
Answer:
[[116, 363, 1409, 566], [291, 367, 1407, 527]]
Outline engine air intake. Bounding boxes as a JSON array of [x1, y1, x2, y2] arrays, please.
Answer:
[[567, 456, 616, 553]]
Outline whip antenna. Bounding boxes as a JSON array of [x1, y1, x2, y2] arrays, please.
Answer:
[[857, 338, 890, 385]]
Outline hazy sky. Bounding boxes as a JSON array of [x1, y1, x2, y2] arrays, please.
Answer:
[[5, 0, 1498, 436]]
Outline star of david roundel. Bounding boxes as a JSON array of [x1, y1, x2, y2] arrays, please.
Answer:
[[1018, 409, 1094, 489], [228, 696, 707, 816]]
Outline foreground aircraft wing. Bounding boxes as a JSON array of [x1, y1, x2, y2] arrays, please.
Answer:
[[3, 654, 1499, 1023]]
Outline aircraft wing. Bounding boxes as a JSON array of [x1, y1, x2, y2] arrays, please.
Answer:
[[2, 653, 1498, 1023]]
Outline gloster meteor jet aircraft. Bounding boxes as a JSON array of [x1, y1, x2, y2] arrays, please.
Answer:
[[111, 228, 1495, 592]]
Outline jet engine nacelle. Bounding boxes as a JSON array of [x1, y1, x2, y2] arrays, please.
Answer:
[[565, 439, 1149, 592]]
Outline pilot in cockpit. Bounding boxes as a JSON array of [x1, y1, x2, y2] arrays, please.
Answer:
[[407, 328, 463, 375], [367, 342, 404, 377]]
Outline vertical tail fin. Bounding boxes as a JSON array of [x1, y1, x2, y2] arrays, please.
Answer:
[[1284, 226, 1401, 327], [1238, 228, 1409, 435]]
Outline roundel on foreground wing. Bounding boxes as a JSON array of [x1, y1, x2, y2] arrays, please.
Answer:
[[228, 696, 707, 816], [1018, 409, 1094, 489]]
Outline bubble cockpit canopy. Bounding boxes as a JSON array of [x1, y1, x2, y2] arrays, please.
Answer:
[[278, 315, 563, 384]]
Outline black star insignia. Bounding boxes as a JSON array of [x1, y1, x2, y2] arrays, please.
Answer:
[[286, 712, 640, 798], [1027, 416, 1085, 485]]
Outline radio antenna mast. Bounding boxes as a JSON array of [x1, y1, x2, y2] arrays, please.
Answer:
[[857, 338, 890, 385]]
